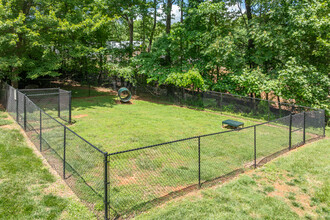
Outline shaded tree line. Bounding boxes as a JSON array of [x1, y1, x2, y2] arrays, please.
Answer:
[[0, 0, 329, 112]]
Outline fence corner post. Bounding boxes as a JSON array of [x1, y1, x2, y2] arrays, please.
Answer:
[[104, 152, 109, 220], [220, 93, 223, 112], [58, 88, 61, 118], [23, 95, 27, 130], [16, 89, 19, 122], [63, 126, 66, 179], [289, 113, 292, 150], [69, 91, 72, 124], [198, 136, 201, 188], [254, 125, 257, 168], [267, 100, 270, 121], [323, 110, 326, 138], [40, 109, 42, 151], [303, 112, 306, 144]]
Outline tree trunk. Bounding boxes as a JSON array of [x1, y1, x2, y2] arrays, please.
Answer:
[[180, 0, 183, 23], [128, 17, 134, 57], [277, 96, 282, 117], [180, 0, 183, 71], [165, 0, 172, 65], [148, 0, 157, 52], [142, 0, 147, 48], [245, 0, 255, 68]]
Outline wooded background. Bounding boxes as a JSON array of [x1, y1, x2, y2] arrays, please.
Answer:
[[0, 0, 329, 113]]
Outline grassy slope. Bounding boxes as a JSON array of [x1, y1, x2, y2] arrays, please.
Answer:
[[0, 110, 96, 220], [135, 134, 330, 220]]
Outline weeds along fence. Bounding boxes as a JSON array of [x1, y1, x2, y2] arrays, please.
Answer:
[[0, 81, 326, 220]]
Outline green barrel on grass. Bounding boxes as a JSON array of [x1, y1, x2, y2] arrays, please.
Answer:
[[118, 87, 132, 102]]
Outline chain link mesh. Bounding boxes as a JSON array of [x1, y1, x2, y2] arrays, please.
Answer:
[[200, 129, 254, 182], [0, 83, 7, 109], [25, 97, 41, 149], [109, 138, 199, 216], [256, 116, 290, 165], [65, 128, 105, 212], [59, 89, 71, 122], [291, 112, 304, 148], [20, 88, 71, 123], [17, 91, 25, 127], [306, 109, 325, 139]]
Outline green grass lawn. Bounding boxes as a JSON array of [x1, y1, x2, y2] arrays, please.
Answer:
[[135, 137, 330, 220], [70, 95, 261, 153], [0, 110, 96, 220]]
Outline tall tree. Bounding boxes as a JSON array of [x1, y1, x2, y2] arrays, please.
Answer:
[[164, 0, 173, 64], [148, 0, 159, 52]]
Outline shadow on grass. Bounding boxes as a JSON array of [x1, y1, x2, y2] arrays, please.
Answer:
[[71, 95, 118, 112]]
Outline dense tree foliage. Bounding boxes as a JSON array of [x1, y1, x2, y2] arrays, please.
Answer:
[[0, 0, 329, 110]]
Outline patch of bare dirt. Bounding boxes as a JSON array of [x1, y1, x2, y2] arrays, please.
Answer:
[[73, 114, 88, 119], [94, 87, 117, 95], [43, 180, 76, 198], [117, 175, 138, 186], [267, 176, 316, 218], [0, 124, 16, 129], [115, 100, 134, 105]]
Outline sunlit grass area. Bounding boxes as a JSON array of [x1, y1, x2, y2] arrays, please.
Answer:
[[69, 94, 261, 153]]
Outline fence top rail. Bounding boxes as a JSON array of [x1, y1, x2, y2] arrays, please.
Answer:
[[19, 88, 59, 91], [23, 92, 70, 97]]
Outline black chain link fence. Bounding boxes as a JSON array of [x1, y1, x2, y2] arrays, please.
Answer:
[[0, 81, 107, 219], [19, 88, 72, 123], [0, 80, 326, 220]]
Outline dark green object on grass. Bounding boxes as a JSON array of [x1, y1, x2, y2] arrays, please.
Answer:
[[118, 87, 132, 102], [222, 119, 244, 128]]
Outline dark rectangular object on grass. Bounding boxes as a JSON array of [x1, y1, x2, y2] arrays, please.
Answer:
[[222, 119, 244, 128]]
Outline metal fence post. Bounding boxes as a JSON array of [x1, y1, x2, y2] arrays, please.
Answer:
[[289, 114, 292, 150], [16, 89, 19, 122], [63, 126, 66, 179], [303, 112, 306, 144], [4, 84, 8, 109], [23, 95, 27, 130], [69, 91, 72, 124], [254, 125, 257, 168], [40, 109, 42, 151], [198, 136, 201, 188], [58, 88, 61, 118], [220, 93, 223, 112], [267, 101, 270, 121], [323, 110, 326, 137], [104, 153, 109, 220]]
